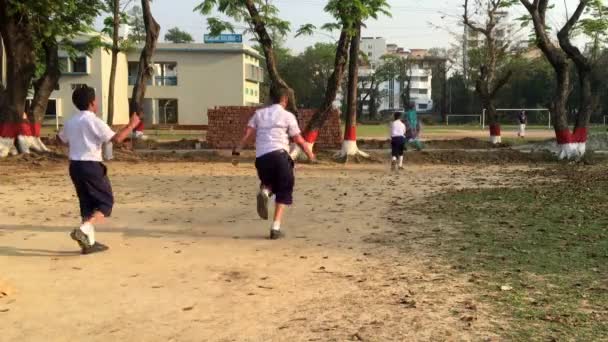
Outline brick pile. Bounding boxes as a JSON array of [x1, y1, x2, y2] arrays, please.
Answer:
[[207, 106, 342, 149]]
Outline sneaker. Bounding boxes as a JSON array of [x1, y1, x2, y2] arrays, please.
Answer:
[[398, 166, 404, 170], [269, 229, 285, 240], [82, 242, 110, 255], [70, 229, 92, 250], [257, 190, 270, 220], [390, 160, 396, 171]]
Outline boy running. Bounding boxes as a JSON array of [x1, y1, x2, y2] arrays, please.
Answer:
[[233, 88, 315, 240], [390, 112, 406, 171], [58, 85, 140, 254]]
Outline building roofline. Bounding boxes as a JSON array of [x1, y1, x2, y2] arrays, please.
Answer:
[[134, 43, 264, 60]]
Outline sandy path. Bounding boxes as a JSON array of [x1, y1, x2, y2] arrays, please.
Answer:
[[0, 161, 513, 341]]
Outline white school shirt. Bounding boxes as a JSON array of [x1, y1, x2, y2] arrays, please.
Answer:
[[58, 110, 116, 161], [248, 104, 301, 158], [390, 119, 406, 137]]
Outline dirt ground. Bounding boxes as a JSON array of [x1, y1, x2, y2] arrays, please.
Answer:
[[1, 160, 533, 341]]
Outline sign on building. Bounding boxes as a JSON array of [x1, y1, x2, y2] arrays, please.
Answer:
[[204, 34, 243, 44]]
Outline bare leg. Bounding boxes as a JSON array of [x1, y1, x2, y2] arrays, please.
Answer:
[[270, 203, 287, 240], [273, 203, 286, 224], [84, 211, 105, 225]]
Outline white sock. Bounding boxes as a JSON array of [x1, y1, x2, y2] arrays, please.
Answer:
[[79, 222, 95, 245], [398, 156, 404, 167], [271, 221, 281, 231], [391, 156, 397, 162], [261, 188, 271, 196]]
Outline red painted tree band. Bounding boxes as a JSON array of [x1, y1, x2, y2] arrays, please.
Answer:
[[344, 125, 357, 141], [19, 122, 33, 136], [489, 124, 501, 136], [555, 129, 572, 144], [0, 122, 42, 138], [572, 127, 588, 143], [303, 130, 319, 144]]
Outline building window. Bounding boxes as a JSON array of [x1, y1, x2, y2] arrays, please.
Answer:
[[158, 99, 178, 124], [128, 62, 139, 85], [246, 64, 263, 83], [71, 57, 88, 73], [418, 103, 428, 110], [154, 62, 178, 86], [60, 56, 89, 74], [420, 76, 429, 82], [419, 89, 428, 95]]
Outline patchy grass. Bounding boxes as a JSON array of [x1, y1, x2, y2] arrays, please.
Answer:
[[425, 166, 608, 340]]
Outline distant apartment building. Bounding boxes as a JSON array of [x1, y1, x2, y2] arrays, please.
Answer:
[[359, 37, 441, 113], [127, 43, 263, 127], [1, 34, 263, 128], [360, 37, 387, 66]]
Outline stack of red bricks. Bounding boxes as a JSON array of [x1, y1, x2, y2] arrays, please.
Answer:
[[207, 106, 342, 149]]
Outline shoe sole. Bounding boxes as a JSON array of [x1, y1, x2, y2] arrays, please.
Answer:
[[257, 192, 269, 220], [82, 243, 110, 255], [269, 230, 284, 240], [70, 229, 91, 251]]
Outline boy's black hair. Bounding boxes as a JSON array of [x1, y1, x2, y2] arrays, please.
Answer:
[[72, 85, 96, 111], [270, 87, 290, 104], [394, 112, 402, 120]]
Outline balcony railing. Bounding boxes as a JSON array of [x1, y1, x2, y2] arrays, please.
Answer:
[[155, 76, 178, 86], [128, 76, 177, 86]]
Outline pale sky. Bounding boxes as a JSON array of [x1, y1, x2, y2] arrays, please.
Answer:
[[107, 0, 581, 53]]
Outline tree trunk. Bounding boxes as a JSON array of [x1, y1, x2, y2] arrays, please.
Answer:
[[344, 24, 360, 142], [130, 0, 160, 118], [19, 39, 59, 154], [440, 62, 448, 123], [243, 0, 298, 114], [0, 0, 36, 157], [520, 0, 574, 159], [557, 1, 592, 157], [107, 0, 120, 126], [337, 22, 367, 160], [291, 28, 351, 160]]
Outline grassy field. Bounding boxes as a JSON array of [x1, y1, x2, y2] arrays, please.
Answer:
[[356, 124, 607, 139], [41, 124, 606, 142], [425, 166, 608, 340]]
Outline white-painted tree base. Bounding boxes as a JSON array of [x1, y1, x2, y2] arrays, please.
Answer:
[[558, 142, 586, 160], [335, 140, 369, 159], [0, 138, 18, 158], [490, 135, 502, 144], [103, 142, 114, 161], [17, 136, 50, 154], [290, 142, 314, 161], [132, 131, 147, 140]]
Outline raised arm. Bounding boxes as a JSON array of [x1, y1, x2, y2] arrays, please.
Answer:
[[111, 114, 141, 144], [292, 134, 315, 161]]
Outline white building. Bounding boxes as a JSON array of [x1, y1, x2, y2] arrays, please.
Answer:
[[359, 38, 441, 113], [360, 37, 387, 66]]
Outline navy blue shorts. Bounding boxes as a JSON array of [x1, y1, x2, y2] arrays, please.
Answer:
[[255, 150, 295, 205], [391, 136, 406, 157], [69, 161, 114, 220]]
